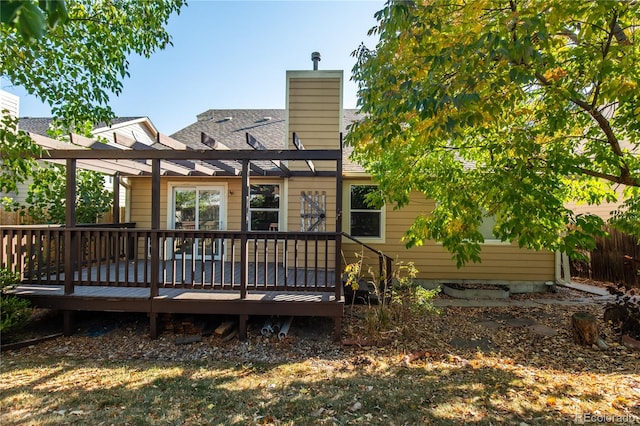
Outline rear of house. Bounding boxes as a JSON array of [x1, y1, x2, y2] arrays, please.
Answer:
[[123, 65, 556, 292]]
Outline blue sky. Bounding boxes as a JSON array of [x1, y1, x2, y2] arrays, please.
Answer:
[[2, 0, 384, 134]]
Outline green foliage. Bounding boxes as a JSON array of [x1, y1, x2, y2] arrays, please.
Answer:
[[0, 114, 41, 207], [343, 253, 439, 337], [15, 164, 112, 224], [0, 268, 32, 333], [0, 0, 68, 41], [348, 0, 640, 265], [0, 0, 184, 208], [0, 0, 185, 131]]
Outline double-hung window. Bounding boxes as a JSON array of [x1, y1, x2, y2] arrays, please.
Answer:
[[249, 184, 280, 231], [349, 184, 383, 239]]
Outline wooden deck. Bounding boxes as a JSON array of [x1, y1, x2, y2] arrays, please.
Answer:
[[10, 283, 344, 340]]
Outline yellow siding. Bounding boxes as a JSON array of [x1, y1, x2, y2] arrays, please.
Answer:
[[566, 186, 626, 221], [286, 73, 343, 173], [342, 179, 555, 284]]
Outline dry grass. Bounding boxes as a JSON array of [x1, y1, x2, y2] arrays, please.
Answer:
[[1, 351, 638, 425], [1, 299, 639, 425]]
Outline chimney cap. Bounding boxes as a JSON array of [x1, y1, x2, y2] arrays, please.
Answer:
[[311, 51, 321, 70]]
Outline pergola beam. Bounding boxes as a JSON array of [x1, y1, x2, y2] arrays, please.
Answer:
[[246, 133, 291, 177], [41, 148, 341, 161], [292, 133, 317, 175]]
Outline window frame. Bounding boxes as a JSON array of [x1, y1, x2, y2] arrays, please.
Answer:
[[249, 183, 281, 231], [346, 183, 385, 242], [476, 213, 510, 245]]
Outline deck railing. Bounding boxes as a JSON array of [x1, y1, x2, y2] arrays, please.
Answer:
[[0, 225, 341, 296]]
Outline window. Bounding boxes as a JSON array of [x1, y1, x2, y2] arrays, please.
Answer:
[[349, 184, 383, 238], [477, 214, 497, 241], [250, 184, 280, 231], [477, 213, 507, 244]]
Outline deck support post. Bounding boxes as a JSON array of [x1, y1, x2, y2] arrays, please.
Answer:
[[63, 310, 74, 336], [240, 159, 249, 299], [239, 314, 248, 340], [149, 312, 158, 339], [333, 316, 342, 342]]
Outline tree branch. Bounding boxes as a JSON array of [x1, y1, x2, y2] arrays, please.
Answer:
[[578, 167, 640, 187], [534, 72, 624, 158], [591, 11, 618, 109]]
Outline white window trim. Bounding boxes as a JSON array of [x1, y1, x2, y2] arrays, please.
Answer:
[[166, 182, 228, 230], [249, 182, 282, 231], [343, 182, 386, 244]]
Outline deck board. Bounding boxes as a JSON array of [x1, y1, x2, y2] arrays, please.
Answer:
[[11, 285, 340, 303]]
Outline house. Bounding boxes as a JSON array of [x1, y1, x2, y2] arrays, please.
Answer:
[[159, 72, 557, 293], [1, 61, 562, 340], [1, 116, 160, 224]]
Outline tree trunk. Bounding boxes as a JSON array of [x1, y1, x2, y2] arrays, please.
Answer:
[[571, 312, 599, 346]]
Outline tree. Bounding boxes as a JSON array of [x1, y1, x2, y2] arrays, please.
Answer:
[[1, 0, 68, 41], [0, 0, 184, 206], [0, 114, 41, 199], [17, 164, 112, 224], [1, 0, 184, 129], [348, 0, 640, 266]]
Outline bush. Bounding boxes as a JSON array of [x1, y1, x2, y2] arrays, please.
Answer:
[[344, 254, 440, 338], [604, 282, 640, 340], [0, 268, 32, 333]]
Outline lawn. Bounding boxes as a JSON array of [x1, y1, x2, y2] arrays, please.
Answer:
[[1, 298, 639, 425]]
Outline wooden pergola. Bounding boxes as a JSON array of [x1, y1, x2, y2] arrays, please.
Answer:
[[2, 131, 350, 340]]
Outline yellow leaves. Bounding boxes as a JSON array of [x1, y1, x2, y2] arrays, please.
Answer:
[[543, 67, 566, 82], [546, 396, 557, 406], [445, 218, 466, 235], [611, 395, 631, 408]]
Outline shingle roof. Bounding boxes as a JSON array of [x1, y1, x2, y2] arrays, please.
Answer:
[[171, 108, 365, 172], [18, 117, 53, 136], [19, 116, 145, 136], [170, 109, 287, 150]]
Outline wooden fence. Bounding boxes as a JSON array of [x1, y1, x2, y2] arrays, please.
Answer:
[[571, 227, 640, 287]]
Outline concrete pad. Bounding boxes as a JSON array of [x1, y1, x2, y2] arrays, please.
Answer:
[[442, 284, 510, 300], [559, 281, 610, 296]]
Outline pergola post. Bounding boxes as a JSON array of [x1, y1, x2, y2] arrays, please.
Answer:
[[150, 159, 160, 296], [112, 172, 120, 224], [63, 159, 76, 335], [64, 159, 76, 296], [149, 159, 161, 338], [240, 159, 250, 300], [334, 133, 344, 341]]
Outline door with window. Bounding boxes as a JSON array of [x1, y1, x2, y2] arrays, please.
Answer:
[[171, 186, 224, 259]]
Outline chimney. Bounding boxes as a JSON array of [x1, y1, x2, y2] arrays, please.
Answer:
[[311, 51, 321, 70]]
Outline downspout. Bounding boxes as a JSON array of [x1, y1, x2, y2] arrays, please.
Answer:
[[554, 251, 571, 284]]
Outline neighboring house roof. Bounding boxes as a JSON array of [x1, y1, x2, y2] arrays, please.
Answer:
[[19, 116, 147, 136], [171, 108, 364, 173]]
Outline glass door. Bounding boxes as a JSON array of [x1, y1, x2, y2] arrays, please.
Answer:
[[172, 186, 223, 259]]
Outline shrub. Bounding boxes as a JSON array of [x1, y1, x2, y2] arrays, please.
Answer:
[[343, 253, 440, 338], [604, 281, 640, 341], [0, 268, 32, 333]]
